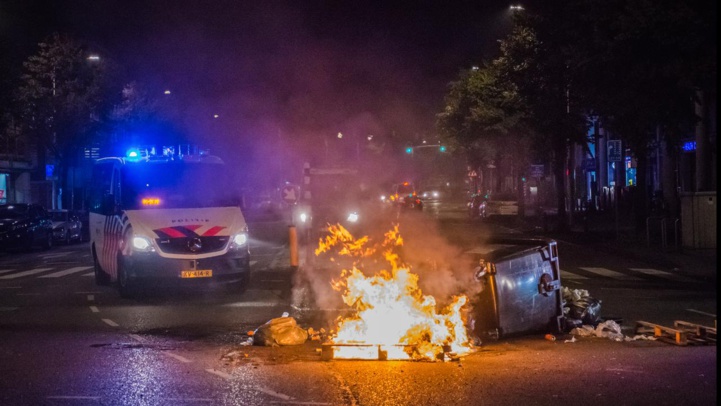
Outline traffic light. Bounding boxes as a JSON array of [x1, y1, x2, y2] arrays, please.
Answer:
[[439, 145, 446, 152], [405, 147, 413, 154]]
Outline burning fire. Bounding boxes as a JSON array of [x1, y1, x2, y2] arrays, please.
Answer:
[[315, 224, 474, 361]]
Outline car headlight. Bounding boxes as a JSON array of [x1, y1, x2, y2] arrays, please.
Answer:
[[298, 212, 309, 223], [346, 212, 359, 223], [229, 232, 248, 250], [132, 235, 155, 252]]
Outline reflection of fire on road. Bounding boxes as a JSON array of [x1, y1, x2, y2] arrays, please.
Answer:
[[316, 223, 475, 361]]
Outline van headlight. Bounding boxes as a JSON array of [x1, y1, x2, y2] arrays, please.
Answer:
[[229, 232, 248, 249], [132, 235, 155, 252]]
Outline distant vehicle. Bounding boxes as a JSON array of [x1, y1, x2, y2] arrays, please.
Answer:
[[294, 165, 372, 237], [468, 191, 519, 220], [0, 203, 54, 251], [420, 188, 442, 202], [485, 192, 519, 216], [87, 147, 250, 298], [48, 209, 83, 244], [385, 182, 423, 210]]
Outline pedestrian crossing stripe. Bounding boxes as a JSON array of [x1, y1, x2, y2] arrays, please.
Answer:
[[628, 268, 697, 281], [579, 267, 642, 279], [0, 269, 17, 275], [560, 269, 588, 280], [0, 268, 54, 280], [38, 252, 72, 259], [39, 266, 93, 278]]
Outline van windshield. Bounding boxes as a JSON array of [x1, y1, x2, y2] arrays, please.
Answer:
[[121, 161, 239, 209]]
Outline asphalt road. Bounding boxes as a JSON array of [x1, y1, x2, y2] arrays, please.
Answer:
[[0, 201, 716, 405]]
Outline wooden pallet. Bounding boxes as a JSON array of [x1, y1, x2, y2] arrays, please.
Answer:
[[635, 320, 717, 346]]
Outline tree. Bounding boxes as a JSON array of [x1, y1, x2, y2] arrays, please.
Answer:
[[579, 0, 716, 224], [15, 32, 120, 207], [436, 62, 530, 203]]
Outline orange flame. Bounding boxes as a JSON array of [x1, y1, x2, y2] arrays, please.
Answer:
[[318, 223, 474, 361]]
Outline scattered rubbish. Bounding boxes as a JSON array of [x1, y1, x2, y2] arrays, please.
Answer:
[[570, 319, 625, 342], [562, 287, 602, 327], [545, 334, 556, 342], [564, 336, 577, 344], [307, 327, 326, 341], [252, 316, 309, 346]]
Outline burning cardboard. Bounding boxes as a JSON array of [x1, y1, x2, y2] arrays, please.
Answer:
[[315, 223, 476, 361]]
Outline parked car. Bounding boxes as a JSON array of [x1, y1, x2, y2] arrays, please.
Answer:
[[485, 192, 519, 217], [48, 209, 83, 244], [468, 191, 519, 220], [0, 203, 54, 251]]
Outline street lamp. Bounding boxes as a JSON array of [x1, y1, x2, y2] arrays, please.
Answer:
[[509, 5, 524, 11]]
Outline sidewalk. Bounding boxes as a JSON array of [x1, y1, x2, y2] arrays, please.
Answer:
[[519, 209, 717, 283]]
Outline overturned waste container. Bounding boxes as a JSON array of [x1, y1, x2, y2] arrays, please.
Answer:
[[468, 237, 564, 340]]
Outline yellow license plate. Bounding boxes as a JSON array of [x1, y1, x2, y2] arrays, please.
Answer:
[[180, 270, 213, 278]]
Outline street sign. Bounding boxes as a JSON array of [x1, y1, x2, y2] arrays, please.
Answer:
[[530, 164, 544, 178], [608, 140, 622, 162], [281, 184, 300, 205]]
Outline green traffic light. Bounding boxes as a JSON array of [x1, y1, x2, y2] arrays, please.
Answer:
[[405, 147, 413, 154], [439, 146, 446, 152]]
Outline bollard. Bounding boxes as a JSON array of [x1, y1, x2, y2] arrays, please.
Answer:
[[289, 225, 298, 269]]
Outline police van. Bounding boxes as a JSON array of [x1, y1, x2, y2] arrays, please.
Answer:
[[87, 147, 250, 297]]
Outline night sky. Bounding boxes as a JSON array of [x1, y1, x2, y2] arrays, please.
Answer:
[[2, 0, 523, 184]]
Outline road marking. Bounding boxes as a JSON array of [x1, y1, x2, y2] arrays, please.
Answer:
[[102, 318, 119, 327], [250, 260, 258, 266], [39, 252, 72, 259], [39, 266, 93, 278], [0, 268, 53, 279], [46, 396, 100, 400], [0, 269, 17, 275], [129, 334, 148, 343], [0, 307, 19, 312], [164, 352, 192, 363], [87, 295, 95, 301], [82, 272, 94, 277], [162, 399, 213, 403], [579, 267, 641, 279], [560, 269, 588, 280], [257, 386, 294, 401], [223, 301, 279, 307], [628, 268, 697, 281], [206, 369, 233, 379], [686, 309, 717, 318], [89, 306, 99, 313]]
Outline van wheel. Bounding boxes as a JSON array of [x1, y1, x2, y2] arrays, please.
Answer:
[[93, 247, 111, 286], [117, 256, 136, 298]]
